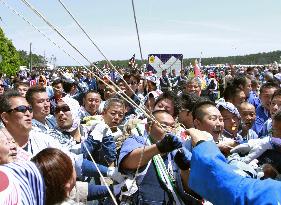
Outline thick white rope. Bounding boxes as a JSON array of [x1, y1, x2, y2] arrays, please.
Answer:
[[0, 0, 85, 68], [82, 142, 118, 205], [4, 1, 180, 202], [18, 0, 158, 125]]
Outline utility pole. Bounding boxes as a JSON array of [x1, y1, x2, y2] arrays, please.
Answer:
[[29, 42, 32, 72], [44, 50, 46, 64]]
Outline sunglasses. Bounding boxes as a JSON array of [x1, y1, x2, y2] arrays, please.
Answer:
[[0, 84, 5, 88], [54, 105, 71, 114], [7, 105, 33, 113]]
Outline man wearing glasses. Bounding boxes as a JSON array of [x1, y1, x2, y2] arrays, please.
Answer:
[[0, 90, 121, 202], [118, 110, 198, 204], [0, 90, 61, 158]]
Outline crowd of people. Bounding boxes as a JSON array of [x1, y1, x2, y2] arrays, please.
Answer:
[[0, 64, 281, 205]]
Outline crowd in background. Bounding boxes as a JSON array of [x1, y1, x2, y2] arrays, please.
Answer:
[[0, 63, 281, 205]]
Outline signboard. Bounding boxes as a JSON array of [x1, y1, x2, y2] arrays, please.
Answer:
[[146, 54, 183, 77]]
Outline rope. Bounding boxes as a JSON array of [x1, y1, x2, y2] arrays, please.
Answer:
[[82, 142, 118, 205], [18, 0, 159, 126], [1, 3, 119, 203], [19, 0, 92, 65], [57, 0, 142, 102], [5, 1, 183, 203], [0, 0, 84, 69], [17, 0, 160, 126], [15, 1, 165, 190], [54, 0, 171, 200]]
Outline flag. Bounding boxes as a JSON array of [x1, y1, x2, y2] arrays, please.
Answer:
[[128, 54, 136, 68], [193, 59, 203, 79]]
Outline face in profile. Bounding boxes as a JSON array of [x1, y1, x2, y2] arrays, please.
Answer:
[[0, 80, 5, 95], [260, 87, 278, 111], [0, 128, 17, 163], [178, 109, 193, 129], [145, 95, 156, 113], [0, 132, 10, 164], [272, 119, 281, 139], [232, 90, 246, 108], [242, 78, 251, 98], [146, 81, 156, 92], [32, 92, 50, 120]]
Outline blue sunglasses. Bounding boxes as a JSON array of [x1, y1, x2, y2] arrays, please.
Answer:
[[7, 105, 33, 113]]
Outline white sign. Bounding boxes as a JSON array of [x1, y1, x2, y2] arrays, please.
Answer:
[[147, 54, 183, 77]]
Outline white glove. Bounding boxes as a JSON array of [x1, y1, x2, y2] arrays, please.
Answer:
[[90, 122, 111, 142], [242, 137, 273, 163], [230, 143, 251, 155], [118, 178, 138, 201], [230, 137, 272, 154], [107, 167, 125, 183], [249, 159, 259, 169]]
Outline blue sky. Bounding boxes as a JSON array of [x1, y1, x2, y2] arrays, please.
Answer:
[[1, 0, 281, 65]]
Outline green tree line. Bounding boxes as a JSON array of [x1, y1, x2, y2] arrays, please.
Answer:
[[104, 51, 281, 68], [1, 26, 281, 76], [183, 51, 281, 66]]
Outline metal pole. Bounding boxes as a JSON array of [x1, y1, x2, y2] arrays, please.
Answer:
[[131, 0, 144, 61], [29, 42, 32, 72]]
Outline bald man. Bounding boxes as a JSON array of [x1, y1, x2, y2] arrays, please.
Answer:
[[238, 102, 258, 142]]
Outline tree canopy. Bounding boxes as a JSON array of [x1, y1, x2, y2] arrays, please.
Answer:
[[91, 51, 281, 69], [18, 49, 45, 67], [183, 50, 281, 66], [0, 27, 21, 76]]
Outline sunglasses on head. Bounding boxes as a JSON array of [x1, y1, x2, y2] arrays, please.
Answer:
[[7, 105, 33, 113], [54, 105, 71, 114]]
